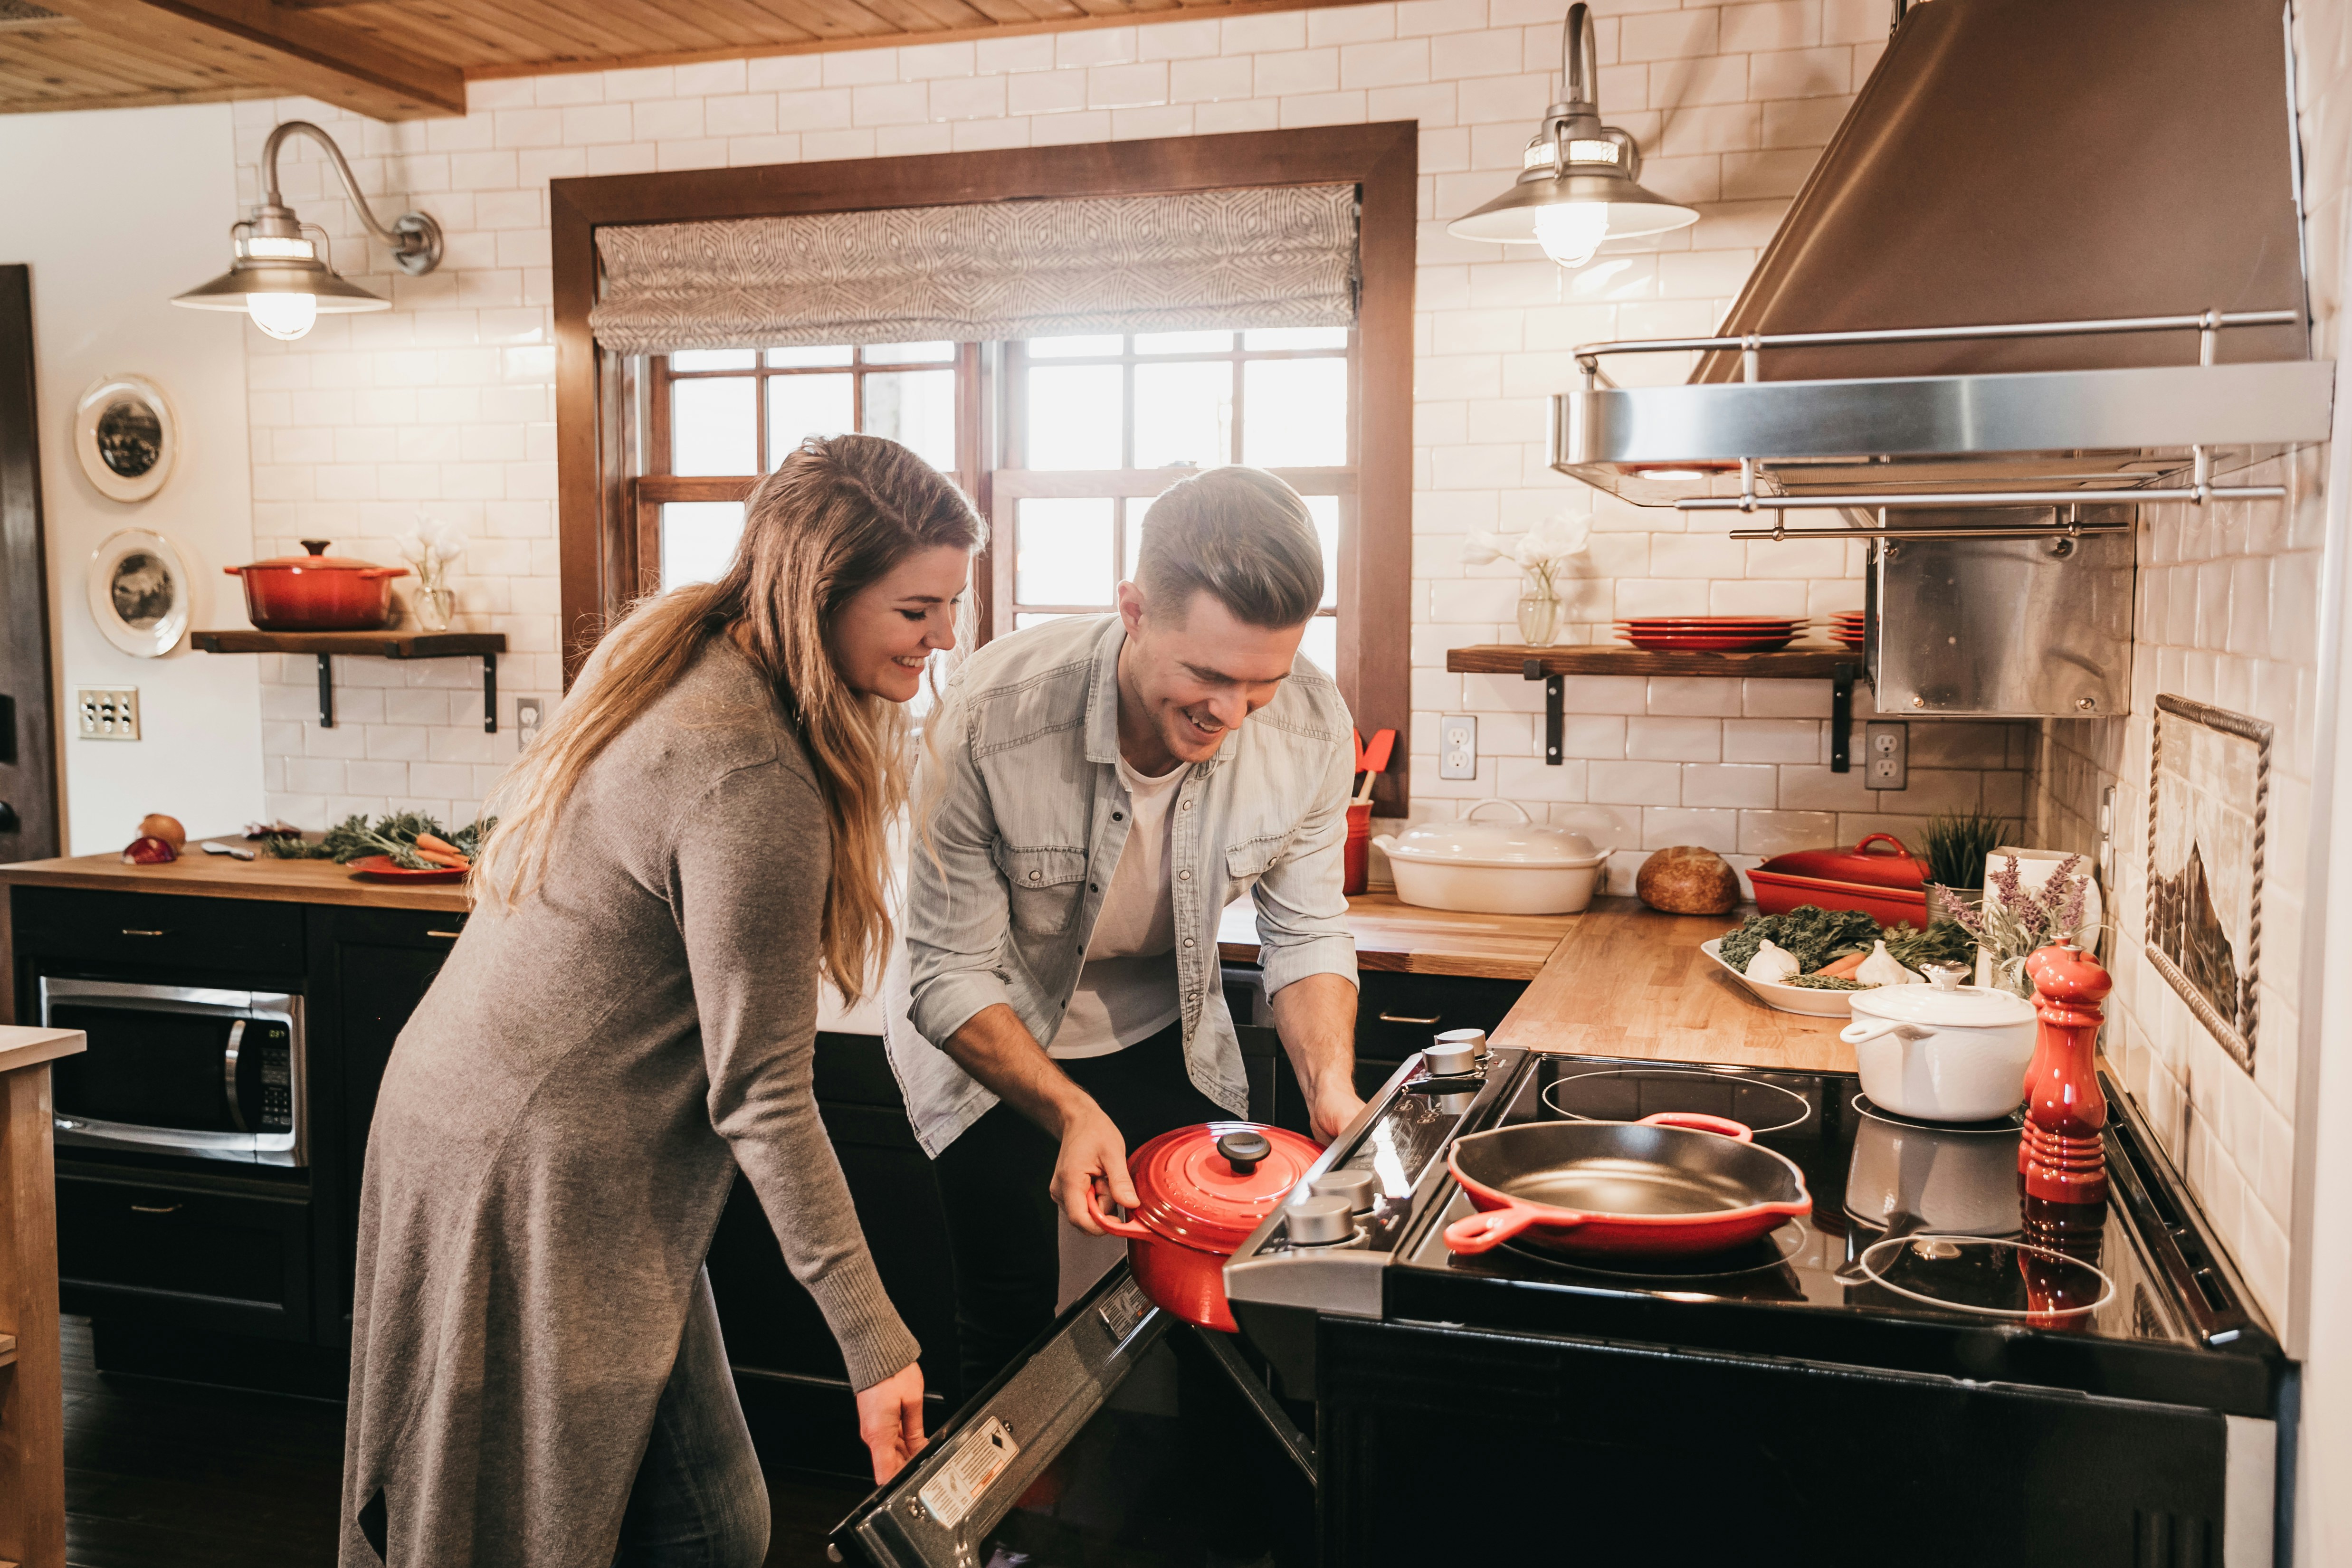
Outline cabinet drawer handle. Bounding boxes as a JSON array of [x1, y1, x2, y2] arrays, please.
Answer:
[[1377, 1011, 1442, 1026], [121, 928, 170, 937], [426, 929, 465, 939], [130, 1203, 183, 1215]]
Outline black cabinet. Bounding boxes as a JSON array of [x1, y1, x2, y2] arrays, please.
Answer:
[[14, 887, 304, 977], [57, 1169, 312, 1340], [1224, 961, 1529, 1101]]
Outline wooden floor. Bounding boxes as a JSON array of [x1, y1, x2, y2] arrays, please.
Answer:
[[57, 1316, 872, 1567]]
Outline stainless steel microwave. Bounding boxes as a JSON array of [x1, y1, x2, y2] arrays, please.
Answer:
[[40, 978, 306, 1167]]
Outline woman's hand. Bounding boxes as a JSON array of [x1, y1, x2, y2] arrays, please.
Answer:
[[856, 1361, 927, 1483]]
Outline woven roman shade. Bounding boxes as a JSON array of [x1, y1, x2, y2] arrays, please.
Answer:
[[588, 184, 1360, 355]]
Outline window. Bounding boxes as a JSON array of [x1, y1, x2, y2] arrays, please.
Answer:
[[635, 342, 977, 591]]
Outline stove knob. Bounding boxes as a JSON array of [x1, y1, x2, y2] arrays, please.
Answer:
[[1287, 1194, 1355, 1245], [1424, 1039, 1477, 1076], [1216, 1130, 1272, 1175], [1435, 1026, 1488, 1062], [1309, 1169, 1378, 1213]]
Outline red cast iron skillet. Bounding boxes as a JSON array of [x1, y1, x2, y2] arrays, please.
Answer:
[[1445, 1112, 1812, 1258]]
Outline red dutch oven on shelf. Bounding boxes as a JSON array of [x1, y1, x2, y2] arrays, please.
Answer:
[[226, 539, 409, 631], [1093, 1121, 1323, 1332], [1747, 833, 1928, 926]]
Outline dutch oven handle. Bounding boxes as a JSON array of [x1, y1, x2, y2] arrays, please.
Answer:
[[1442, 1202, 1566, 1255], [1638, 1111, 1753, 1142], [1853, 833, 1913, 859], [1086, 1188, 1153, 1241]]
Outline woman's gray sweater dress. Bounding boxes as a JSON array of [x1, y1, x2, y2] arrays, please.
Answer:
[[340, 642, 921, 1565]]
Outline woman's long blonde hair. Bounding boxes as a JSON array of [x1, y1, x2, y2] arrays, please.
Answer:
[[474, 432, 983, 1002]]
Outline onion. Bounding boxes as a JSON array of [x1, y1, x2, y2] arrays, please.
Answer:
[[122, 836, 178, 865], [137, 813, 187, 849]]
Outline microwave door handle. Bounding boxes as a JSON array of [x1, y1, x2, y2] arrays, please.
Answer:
[[223, 1018, 248, 1134]]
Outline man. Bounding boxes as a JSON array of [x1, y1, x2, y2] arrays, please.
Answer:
[[886, 465, 1363, 1391]]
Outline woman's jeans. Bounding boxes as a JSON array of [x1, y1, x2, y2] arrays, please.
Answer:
[[612, 1269, 771, 1568]]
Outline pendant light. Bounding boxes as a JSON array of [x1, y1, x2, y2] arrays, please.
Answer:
[[172, 121, 442, 342], [1447, 3, 1699, 268]]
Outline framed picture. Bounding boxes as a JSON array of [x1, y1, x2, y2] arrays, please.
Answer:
[[73, 374, 177, 503], [2144, 694, 2270, 1074], [86, 528, 191, 658]]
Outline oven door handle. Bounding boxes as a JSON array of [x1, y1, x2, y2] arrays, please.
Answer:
[[223, 1018, 248, 1134]]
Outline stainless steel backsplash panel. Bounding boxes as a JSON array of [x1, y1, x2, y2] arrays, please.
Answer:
[[1873, 528, 2136, 718]]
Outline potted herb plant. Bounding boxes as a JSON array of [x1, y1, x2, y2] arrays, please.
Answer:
[[1922, 809, 2010, 923]]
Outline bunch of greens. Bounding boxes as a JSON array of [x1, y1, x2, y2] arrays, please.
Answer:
[[1717, 905, 1880, 973], [1923, 810, 2014, 892], [265, 812, 495, 871], [1881, 918, 1979, 973]]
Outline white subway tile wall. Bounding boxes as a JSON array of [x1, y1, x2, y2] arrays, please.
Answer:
[[233, 0, 2024, 858]]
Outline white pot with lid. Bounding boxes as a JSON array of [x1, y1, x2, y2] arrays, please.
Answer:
[[1372, 800, 1611, 915], [1838, 966, 2037, 1122]]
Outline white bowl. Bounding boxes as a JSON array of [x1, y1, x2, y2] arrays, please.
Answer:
[[1699, 937, 1857, 1017]]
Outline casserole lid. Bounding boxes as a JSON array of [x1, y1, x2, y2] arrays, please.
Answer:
[[1125, 1121, 1323, 1254], [1847, 965, 2033, 1027], [229, 539, 406, 575], [1379, 800, 1608, 869], [1755, 833, 1924, 891]]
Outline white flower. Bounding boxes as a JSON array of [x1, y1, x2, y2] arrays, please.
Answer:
[[394, 530, 427, 566], [1461, 529, 1510, 567], [1466, 510, 1590, 578]]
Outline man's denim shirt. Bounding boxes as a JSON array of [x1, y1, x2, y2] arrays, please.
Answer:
[[885, 614, 1358, 1157]]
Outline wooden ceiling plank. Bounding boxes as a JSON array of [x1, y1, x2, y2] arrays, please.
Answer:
[[889, 0, 1001, 34], [35, 0, 464, 114], [0, 32, 217, 95], [734, 0, 899, 44], [342, 0, 655, 68]]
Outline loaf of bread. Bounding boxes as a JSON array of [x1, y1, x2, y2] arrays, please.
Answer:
[[1636, 846, 1741, 914]]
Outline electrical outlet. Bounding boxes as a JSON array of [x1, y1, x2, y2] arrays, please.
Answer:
[[1864, 721, 1907, 789], [515, 695, 547, 750], [1439, 714, 1477, 780], [76, 687, 140, 741]]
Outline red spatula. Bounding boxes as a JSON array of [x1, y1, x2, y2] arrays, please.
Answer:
[[1354, 728, 1396, 803]]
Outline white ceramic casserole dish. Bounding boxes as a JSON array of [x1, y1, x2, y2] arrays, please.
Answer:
[[1373, 801, 1610, 915], [1838, 968, 2036, 1122]]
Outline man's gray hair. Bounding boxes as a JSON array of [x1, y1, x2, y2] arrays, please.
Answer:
[[1133, 466, 1324, 628]]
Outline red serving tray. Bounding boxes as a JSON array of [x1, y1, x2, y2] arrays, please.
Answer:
[[347, 854, 467, 884]]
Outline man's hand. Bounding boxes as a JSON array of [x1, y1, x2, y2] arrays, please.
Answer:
[[1268, 972, 1362, 1144], [1052, 1099, 1138, 1234], [855, 1361, 927, 1483], [1305, 1076, 1366, 1144]]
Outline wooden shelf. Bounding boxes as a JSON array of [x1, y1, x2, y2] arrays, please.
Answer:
[[1447, 644, 1868, 773], [1446, 644, 1862, 679], [191, 629, 504, 658], [193, 629, 507, 733]]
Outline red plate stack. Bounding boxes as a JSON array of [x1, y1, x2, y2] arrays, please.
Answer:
[[1615, 616, 1805, 652], [1831, 610, 1867, 648]]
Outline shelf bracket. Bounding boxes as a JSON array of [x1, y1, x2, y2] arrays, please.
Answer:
[[1524, 659, 1563, 764], [483, 653, 498, 734], [1830, 663, 1858, 772], [316, 656, 335, 729]]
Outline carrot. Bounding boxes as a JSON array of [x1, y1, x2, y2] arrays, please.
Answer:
[[415, 833, 466, 858], [414, 848, 471, 870], [1815, 951, 1867, 979]]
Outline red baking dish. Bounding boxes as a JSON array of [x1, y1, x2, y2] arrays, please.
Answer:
[[1747, 833, 1928, 925]]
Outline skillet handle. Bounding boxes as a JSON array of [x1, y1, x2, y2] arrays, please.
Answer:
[[1442, 1204, 1559, 1254], [1638, 1111, 1753, 1143]]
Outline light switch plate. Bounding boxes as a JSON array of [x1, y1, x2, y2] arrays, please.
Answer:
[[76, 687, 140, 741], [1864, 720, 1907, 789], [1439, 714, 1477, 779]]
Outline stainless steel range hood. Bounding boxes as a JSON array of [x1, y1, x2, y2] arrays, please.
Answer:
[[1551, 0, 2335, 521]]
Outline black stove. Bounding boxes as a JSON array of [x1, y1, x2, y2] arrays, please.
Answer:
[[1225, 1046, 2287, 1566]]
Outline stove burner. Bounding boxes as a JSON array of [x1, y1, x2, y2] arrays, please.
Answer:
[[1851, 1093, 2024, 1136], [1854, 1233, 2115, 1318], [1498, 1218, 1805, 1281], [1544, 1068, 1814, 1136]]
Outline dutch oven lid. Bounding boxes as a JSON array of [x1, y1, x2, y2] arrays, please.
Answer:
[[1848, 964, 2035, 1027], [1126, 1121, 1323, 1253], [1380, 801, 1607, 870], [1755, 833, 1924, 890], [235, 539, 398, 572]]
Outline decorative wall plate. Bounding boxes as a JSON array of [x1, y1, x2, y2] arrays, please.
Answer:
[[86, 528, 191, 657], [73, 374, 177, 502]]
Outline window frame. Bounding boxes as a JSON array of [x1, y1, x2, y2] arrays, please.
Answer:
[[555, 124, 1418, 813]]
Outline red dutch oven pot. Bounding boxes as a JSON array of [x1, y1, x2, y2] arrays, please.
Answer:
[[226, 539, 409, 631], [1444, 1112, 1812, 1259], [1092, 1121, 1323, 1333]]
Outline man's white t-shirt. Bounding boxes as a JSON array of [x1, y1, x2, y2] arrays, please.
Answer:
[[1048, 753, 1187, 1059]]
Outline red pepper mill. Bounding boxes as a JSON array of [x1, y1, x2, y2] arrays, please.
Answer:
[[2019, 941, 2112, 1206]]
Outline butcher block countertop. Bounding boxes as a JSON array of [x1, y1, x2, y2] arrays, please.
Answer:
[[1222, 893, 1856, 1074], [0, 851, 468, 913]]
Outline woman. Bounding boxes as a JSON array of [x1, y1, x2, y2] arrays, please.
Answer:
[[341, 433, 982, 1568]]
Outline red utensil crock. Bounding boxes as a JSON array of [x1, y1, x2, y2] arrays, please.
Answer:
[[1343, 801, 1373, 895], [1089, 1120, 1323, 1332]]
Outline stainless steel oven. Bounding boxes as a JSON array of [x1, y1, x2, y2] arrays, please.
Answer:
[[40, 978, 306, 1167]]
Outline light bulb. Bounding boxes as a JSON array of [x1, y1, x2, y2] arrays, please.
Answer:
[[248, 293, 318, 341], [1533, 203, 1611, 268]]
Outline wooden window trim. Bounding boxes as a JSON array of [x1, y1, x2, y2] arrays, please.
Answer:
[[554, 122, 1418, 813]]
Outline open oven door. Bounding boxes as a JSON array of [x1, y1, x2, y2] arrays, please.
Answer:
[[830, 1264, 1316, 1568]]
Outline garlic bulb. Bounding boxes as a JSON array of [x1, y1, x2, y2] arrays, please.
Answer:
[[1855, 940, 1918, 988], [1744, 941, 1802, 984]]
